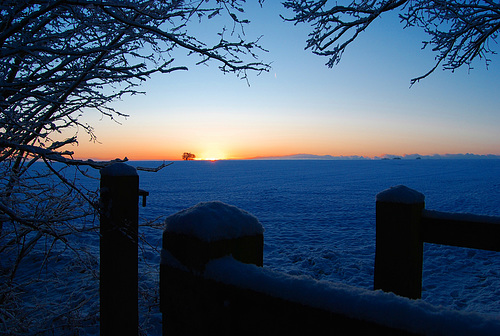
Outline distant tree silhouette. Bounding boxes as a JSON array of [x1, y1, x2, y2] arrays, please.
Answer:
[[182, 152, 196, 161], [283, 0, 500, 84]]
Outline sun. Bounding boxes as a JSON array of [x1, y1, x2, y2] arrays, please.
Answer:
[[198, 149, 226, 161]]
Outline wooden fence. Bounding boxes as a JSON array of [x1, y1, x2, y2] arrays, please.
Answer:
[[160, 190, 500, 336], [98, 166, 500, 335], [374, 185, 500, 299], [160, 204, 418, 335]]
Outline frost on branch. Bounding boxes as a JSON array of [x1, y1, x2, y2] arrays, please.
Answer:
[[282, 0, 500, 84], [0, 1, 269, 333]]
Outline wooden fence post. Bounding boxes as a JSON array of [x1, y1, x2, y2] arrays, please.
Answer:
[[160, 201, 264, 335], [374, 185, 425, 299], [100, 163, 139, 335]]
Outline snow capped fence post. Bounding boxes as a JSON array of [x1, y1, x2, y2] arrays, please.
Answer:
[[160, 201, 264, 335], [100, 163, 139, 335], [374, 185, 425, 299]]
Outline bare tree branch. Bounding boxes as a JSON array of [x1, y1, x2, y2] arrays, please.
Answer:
[[282, 0, 500, 84], [136, 161, 174, 172], [0, 2, 269, 332]]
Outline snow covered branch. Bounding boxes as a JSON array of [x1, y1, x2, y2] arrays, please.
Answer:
[[0, 139, 127, 168], [282, 0, 500, 84], [0, 2, 269, 332], [0, 0, 270, 237], [1, 0, 270, 165]]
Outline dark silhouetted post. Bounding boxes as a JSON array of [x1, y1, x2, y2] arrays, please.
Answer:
[[160, 202, 264, 335], [100, 163, 139, 335], [374, 185, 425, 299]]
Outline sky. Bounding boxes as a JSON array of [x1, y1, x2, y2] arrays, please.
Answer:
[[68, 2, 500, 161]]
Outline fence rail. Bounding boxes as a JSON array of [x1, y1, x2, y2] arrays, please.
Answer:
[[421, 209, 500, 252]]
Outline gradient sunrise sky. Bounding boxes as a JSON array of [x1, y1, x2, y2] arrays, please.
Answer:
[[68, 2, 500, 161]]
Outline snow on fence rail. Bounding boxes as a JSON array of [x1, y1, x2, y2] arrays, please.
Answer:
[[160, 198, 500, 336], [375, 185, 500, 300]]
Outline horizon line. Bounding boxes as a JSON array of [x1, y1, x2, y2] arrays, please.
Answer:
[[79, 152, 500, 162]]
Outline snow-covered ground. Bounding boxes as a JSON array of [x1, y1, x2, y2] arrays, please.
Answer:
[[2, 159, 500, 334]]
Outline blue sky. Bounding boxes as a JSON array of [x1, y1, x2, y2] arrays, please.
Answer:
[[72, 2, 500, 160]]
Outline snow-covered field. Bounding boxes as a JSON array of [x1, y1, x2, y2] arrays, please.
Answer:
[[2, 159, 500, 334]]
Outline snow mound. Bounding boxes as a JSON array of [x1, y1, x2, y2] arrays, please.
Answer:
[[100, 162, 137, 176], [376, 185, 425, 204], [164, 201, 264, 242]]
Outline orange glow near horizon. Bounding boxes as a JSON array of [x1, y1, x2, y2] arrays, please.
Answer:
[[69, 138, 500, 162], [69, 141, 500, 162], [65, 114, 500, 162], [197, 158, 220, 162]]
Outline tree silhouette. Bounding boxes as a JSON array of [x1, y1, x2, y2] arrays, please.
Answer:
[[182, 152, 196, 161], [1, 0, 268, 260], [283, 0, 500, 84], [0, 1, 268, 332]]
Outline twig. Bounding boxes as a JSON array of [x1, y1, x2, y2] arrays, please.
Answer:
[[136, 161, 174, 172]]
